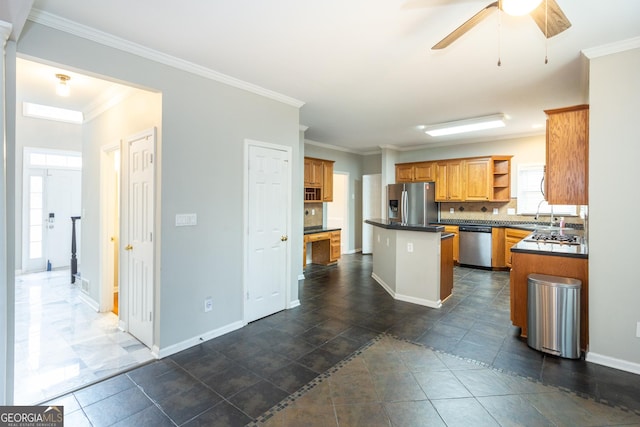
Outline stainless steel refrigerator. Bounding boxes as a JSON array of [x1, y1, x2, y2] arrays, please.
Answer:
[[388, 182, 438, 226]]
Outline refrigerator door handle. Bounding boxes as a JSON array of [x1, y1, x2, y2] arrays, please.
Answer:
[[401, 190, 408, 225]]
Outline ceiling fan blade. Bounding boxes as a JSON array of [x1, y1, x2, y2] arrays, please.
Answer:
[[432, 2, 499, 50], [530, 0, 571, 38]]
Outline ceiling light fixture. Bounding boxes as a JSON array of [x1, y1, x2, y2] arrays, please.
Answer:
[[55, 73, 71, 97], [501, 0, 543, 16], [423, 114, 506, 137]]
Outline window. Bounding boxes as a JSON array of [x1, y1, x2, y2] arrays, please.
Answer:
[[517, 164, 577, 216]]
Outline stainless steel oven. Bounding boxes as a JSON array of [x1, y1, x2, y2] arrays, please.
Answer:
[[458, 225, 493, 268]]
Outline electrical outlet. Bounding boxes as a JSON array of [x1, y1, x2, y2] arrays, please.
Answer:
[[386, 237, 390, 247], [493, 208, 499, 215], [204, 297, 213, 312], [449, 208, 454, 214], [312, 209, 315, 215], [407, 242, 413, 253], [377, 234, 380, 242]]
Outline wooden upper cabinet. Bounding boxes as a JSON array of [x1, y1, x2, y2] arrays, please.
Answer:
[[464, 158, 492, 201], [544, 105, 589, 205], [304, 157, 334, 203], [304, 158, 323, 187], [398, 155, 511, 202], [436, 160, 463, 202], [322, 161, 334, 202], [396, 164, 414, 183], [395, 161, 435, 183], [414, 162, 435, 181]]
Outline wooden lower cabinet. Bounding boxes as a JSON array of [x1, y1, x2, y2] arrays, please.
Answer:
[[440, 236, 454, 301], [304, 230, 341, 267], [443, 225, 459, 262], [510, 252, 588, 350], [491, 227, 505, 268], [504, 228, 531, 268]]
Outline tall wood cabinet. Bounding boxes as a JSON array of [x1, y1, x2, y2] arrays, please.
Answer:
[[544, 105, 589, 205]]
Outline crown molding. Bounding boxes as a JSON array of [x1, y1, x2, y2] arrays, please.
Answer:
[[27, 9, 305, 109], [304, 139, 365, 155], [582, 36, 640, 59]]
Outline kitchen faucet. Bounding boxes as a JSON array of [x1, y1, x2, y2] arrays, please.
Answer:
[[534, 200, 556, 227]]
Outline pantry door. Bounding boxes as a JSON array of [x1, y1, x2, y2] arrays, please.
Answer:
[[245, 141, 291, 322]]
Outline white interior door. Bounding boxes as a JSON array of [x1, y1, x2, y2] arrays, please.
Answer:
[[246, 143, 290, 322], [125, 130, 155, 347]]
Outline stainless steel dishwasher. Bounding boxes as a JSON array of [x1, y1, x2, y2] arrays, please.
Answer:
[[458, 225, 493, 267]]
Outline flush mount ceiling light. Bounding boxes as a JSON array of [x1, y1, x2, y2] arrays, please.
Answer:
[[501, 0, 543, 16], [55, 73, 71, 97], [423, 114, 506, 137]]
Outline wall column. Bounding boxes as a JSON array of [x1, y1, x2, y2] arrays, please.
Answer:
[[0, 19, 14, 405]]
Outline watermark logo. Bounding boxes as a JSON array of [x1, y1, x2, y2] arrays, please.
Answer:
[[0, 406, 63, 427]]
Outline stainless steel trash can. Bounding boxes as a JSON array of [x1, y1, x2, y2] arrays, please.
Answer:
[[527, 273, 581, 359]]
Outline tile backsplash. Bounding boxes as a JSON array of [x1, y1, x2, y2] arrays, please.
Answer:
[[304, 203, 323, 228], [439, 199, 585, 227]]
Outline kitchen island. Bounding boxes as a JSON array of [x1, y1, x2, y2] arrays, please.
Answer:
[[365, 219, 452, 308], [510, 230, 589, 350]]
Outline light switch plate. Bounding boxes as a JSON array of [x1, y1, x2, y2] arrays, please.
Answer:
[[493, 208, 499, 215], [176, 213, 197, 226], [204, 297, 213, 312]]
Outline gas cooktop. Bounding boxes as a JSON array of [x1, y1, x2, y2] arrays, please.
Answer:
[[524, 232, 580, 245]]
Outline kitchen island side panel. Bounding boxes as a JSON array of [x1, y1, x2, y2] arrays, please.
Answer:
[[371, 226, 397, 295], [510, 251, 589, 350], [395, 230, 441, 306]]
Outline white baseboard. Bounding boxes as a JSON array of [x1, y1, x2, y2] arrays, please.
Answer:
[[288, 299, 301, 309], [372, 272, 394, 298], [586, 351, 640, 375], [154, 320, 245, 359], [371, 273, 441, 308], [395, 293, 442, 309], [78, 292, 99, 312]]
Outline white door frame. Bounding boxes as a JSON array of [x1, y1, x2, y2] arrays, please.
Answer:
[[243, 139, 292, 323], [99, 142, 120, 313], [326, 171, 349, 254]]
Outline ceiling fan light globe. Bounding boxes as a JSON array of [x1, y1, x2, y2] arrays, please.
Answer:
[[501, 0, 543, 16]]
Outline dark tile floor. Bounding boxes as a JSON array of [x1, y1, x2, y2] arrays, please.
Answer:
[[45, 254, 640, 426]]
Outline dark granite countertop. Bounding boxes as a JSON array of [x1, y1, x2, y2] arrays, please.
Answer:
[[511, 230, 588, 259], [304, 227, 341, 235], [435, 220, 583, 231], [364, 219, 444, 233]]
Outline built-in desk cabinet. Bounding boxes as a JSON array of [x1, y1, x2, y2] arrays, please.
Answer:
[[304, 230, 341, 267]]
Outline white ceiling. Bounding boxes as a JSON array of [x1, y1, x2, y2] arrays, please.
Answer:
[[22, 0, 640, 152]]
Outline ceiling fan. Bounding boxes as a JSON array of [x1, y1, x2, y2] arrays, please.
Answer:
[[432, 0, 571, 50]]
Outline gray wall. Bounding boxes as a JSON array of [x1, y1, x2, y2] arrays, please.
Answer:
[[588, 46, 640, 369], [17, 21, 302, 353]]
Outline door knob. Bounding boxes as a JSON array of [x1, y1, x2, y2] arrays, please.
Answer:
[[125, 244, 133, 251], [281, 235, 288, 241]]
